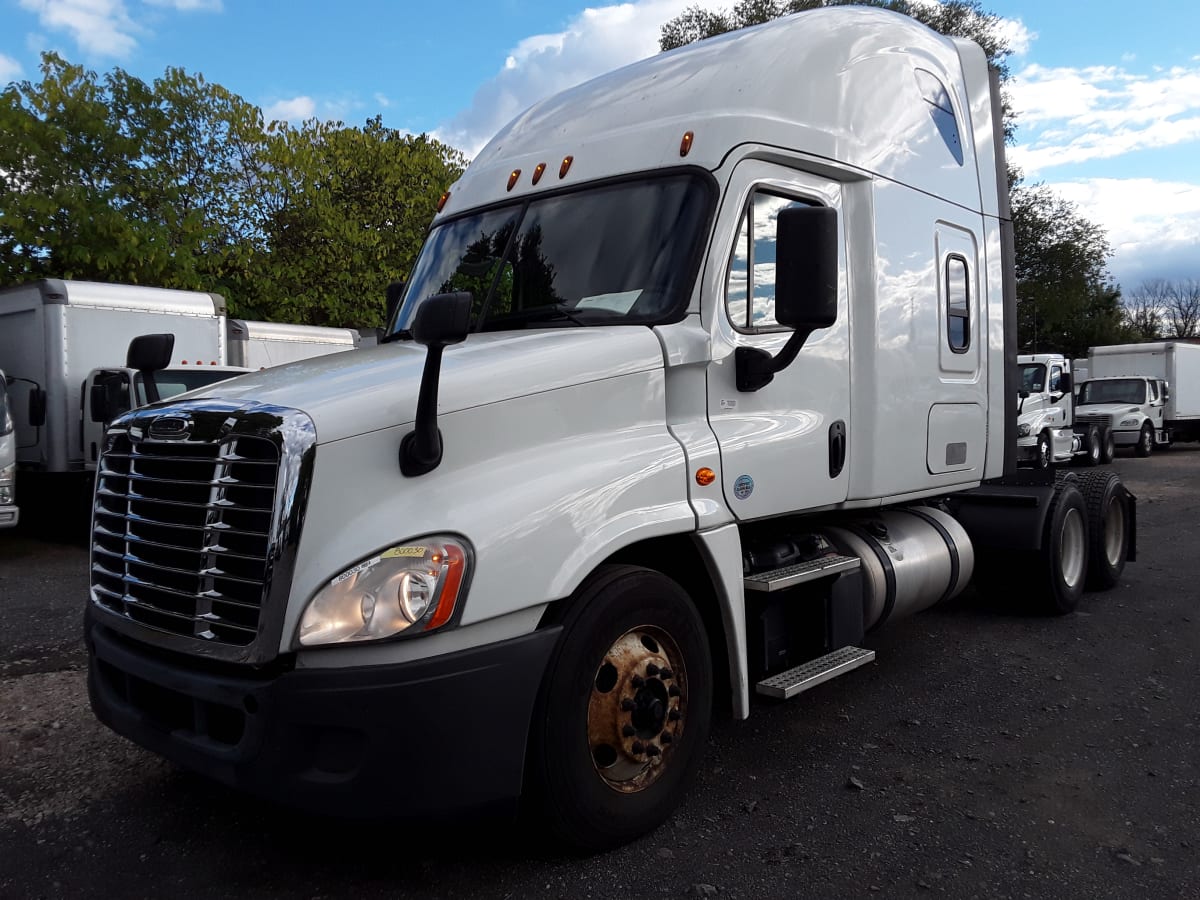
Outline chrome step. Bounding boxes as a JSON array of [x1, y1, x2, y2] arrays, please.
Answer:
[[743, 554, 860, 593], [755, 646, 876, 699]]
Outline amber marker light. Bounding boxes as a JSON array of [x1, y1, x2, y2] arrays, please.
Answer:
[[559, 155, 574, 178], [507, 169, 521, 191], [679, 131, 694, 157], [532, 162, 547, 185], [695, 467, 716, 486], [436, 190, 450, 212]]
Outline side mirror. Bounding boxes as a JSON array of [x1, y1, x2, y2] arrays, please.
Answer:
[[28, 387, 46, 428], [1018, 389, 1030, 399], [89, 384, 111, 423], [1059, 372, 1072, 394], [126, 333, 175, 404], [1163, 383, 1171, 402], [399, 293, 472, 477], [736, 205, 838, 392]]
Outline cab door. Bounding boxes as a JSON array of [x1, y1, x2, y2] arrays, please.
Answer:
[[706, 162, 850, 520]]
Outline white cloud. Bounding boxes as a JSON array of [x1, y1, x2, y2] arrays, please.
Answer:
[[1047, 177, 1200, 288], [143, 0, 221, 9], [373, 92, 390, 109], [262, 96, 317, 124], [18, 0, 141, 57], [0, 53, 23, 83], [434, 0, 693, 156], [1009, 61, 1200, 175]]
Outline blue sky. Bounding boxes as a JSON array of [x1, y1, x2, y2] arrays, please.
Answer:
[[2, 0, 1198, 291]]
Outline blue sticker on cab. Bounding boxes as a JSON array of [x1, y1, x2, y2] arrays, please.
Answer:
[[733, 475, 754, 500]]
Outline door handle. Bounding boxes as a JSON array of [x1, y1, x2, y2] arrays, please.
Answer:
[[829, 420, 846, 478]]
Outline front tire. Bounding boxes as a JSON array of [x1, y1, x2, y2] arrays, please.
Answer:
[[529, 565, 713, 851], [1100, 427, 1116, 464], [1076, 470, 1131, 591], [1135, 422, 1154, 457]]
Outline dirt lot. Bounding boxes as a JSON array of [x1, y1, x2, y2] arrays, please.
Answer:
[[1, 449, 1197, 899]]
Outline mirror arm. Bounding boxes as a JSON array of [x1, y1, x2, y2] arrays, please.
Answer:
[[735, 327, 816, 392], [399, 346, 446, 477]]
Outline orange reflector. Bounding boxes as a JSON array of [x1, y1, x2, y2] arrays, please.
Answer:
[[507, 169, 521, 191], [437, 190, 451, 212], [559, 155, 574, 179], [426, 544, 466, 631], [532, 162, 547, 185], [679, 131, 694, 157], [696, 467, 716, 486]]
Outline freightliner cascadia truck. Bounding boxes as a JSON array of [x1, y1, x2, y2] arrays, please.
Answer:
[[84, 8, 1137, 850]]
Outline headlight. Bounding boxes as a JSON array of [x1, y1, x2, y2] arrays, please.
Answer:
[[0, 463, 13, 506], [1119, 417, 1139, 427], [1017, 423, 1031, 437], [298, 537, 470, 647]]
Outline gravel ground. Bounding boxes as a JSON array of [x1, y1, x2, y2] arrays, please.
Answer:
[[1, 448, 1197, 899]]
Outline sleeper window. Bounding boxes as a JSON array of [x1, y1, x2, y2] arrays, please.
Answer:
[[946, 254, 970, 352]]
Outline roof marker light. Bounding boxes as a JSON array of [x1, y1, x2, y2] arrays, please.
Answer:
[[559, 155, 574, 179], [437, 190, 450, 212], [532, 162, 547, 185], [679, 131, 694, 157], [507, 169, 521, 191]]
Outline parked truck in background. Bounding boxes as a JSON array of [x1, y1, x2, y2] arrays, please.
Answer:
[[1016, 353, 1111, 468], [0, 371, 17, 529], [1075, 342, 1200, 455], [83, 8, 1138, 851], [228, 319, 360, 369]]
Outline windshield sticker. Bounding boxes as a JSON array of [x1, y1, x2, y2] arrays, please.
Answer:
[[332, 556, 381, 586], [733, 475, 754, 500]]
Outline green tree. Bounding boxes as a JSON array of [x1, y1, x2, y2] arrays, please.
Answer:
[[252, 117, 467, 327], [1010, 180, 1128, 357]]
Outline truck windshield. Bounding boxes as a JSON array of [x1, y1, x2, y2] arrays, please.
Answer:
[[1019, 364, 1046, 393], [133, 370, 241, 406], [388, 172, 713, 336], [1077, 379, 1146, 405]]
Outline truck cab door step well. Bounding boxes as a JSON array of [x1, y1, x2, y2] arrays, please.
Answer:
[[743, 554, 860, 592], [755, 645, 876, 699]]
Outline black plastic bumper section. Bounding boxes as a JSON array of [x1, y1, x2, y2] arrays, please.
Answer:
[[86, 614, 561, 820]]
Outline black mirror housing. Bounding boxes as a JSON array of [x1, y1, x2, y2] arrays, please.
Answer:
[[385, 280, 406, 327], [127, 334, 175, 372], [89, 384, 110, 423], [773, 206, 839, 331], [1059, 372, 1072, 394], [28, 387, 46, 428], [413, 292, 472, 347]]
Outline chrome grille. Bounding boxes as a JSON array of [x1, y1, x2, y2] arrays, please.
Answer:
[[1075, 412, 1114, 429], [91, 434, 279, 646]]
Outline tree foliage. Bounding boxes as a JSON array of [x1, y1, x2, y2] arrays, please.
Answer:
[[0, 54, 466, 328]]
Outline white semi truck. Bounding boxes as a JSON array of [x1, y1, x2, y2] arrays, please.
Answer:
[[1076, 341, 1200, 454], [1016, 353, 1112, 468], [0, 371, 17, 528], [84, 9, 1137, 850]]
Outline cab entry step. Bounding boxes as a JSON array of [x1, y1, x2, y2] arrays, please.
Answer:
[[755, 645, 876, 699], [743, 554, 861, 593]]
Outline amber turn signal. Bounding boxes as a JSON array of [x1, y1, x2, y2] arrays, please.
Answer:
[[695, 467, 716, 486]]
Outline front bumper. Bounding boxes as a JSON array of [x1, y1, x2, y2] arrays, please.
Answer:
[[0, 504, 16, 529], [87, 615, 561, 820], [1111, 428, 1140, 447]]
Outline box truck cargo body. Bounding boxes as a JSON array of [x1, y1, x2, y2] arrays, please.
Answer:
[[1084, 342, 1200, 445], [83, 8, 1139, 850], [227, 320, 360, 369], [0, 280, 229, 473], [0, 372, 17, 528]]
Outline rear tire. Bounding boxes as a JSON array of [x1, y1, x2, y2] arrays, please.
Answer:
[[1076, 470, 1131, 591], [1100, 427, 1115, 464], [1030, 480, 1089, 615], [528, 565, 712, 851], [1135, 422, 1153, 457], [1081, 425, 1101, 467]]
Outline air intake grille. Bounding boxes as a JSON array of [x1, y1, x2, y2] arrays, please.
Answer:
[[1074, 412, 1115, 430], [91, 434, 279, 647]]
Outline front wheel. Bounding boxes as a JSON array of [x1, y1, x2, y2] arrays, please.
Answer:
[[528, 565, 713, 851], [1100, 427, 1116, 464], [1135, 422, 1154, 457]]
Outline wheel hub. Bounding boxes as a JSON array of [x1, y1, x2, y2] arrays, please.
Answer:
[[588, 627, 686, 793]]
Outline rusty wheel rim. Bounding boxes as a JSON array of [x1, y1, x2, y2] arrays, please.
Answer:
[[587, 625, 686, 793]]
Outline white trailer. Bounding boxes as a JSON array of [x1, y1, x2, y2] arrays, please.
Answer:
[[1083, 342, 1200, 446], [0, 371, 17, 528], [227, 320, 360, 369], [84, 8, 1138, 851], [0, 279, 230, 473]]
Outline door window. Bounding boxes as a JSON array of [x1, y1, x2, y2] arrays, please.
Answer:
[[726, 192, 814, 332], [945, 254, 970, 352]]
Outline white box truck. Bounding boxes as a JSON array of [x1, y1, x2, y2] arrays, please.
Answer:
[[1078, 342, 1200, 451], [84, 8, 1138, 850], [227, 320, 360, 369], [0, 371, 17, 528], [0, 279, 243, 475]]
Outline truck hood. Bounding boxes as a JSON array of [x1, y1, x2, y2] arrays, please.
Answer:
[[1075, 403, 1140, 417], [186, 328, 668, 444]]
